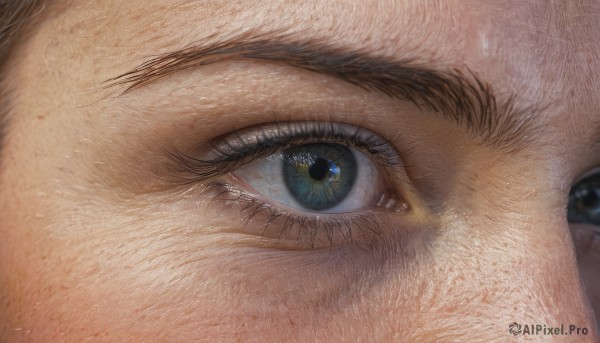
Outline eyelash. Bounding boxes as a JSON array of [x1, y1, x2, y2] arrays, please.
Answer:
[[165, 121, 403, 182], [200, 180, 394, 249], [165, 121, 406, 248]]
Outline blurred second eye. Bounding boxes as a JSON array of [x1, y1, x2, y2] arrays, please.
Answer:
[[233, 143, 387, 213], [568, 170, 600, 225]]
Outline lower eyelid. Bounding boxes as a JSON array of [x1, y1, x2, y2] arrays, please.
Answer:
[[199, 180, 401, 250]]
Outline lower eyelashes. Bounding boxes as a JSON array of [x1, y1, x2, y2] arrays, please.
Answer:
[[200, 180, 396, 250]]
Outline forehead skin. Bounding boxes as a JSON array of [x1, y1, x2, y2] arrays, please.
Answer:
[[1, 0, 600, 342], [12, 0, 600, 167]]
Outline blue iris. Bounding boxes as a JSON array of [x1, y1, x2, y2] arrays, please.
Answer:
[[282, 144, 357, 211]]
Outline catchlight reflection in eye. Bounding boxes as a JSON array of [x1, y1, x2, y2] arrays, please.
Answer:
[[283, 143, 357, 211], [233, 142, 397, 213], [165, 121, 410, 247]]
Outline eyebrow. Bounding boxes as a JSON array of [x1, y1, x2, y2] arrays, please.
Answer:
[[105, 32, 540, 152]]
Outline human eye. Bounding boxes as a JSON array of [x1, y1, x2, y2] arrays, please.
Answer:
[[568, 169, 600, 253], [166, 121, 409, 250], [567, 168, 600, 314]]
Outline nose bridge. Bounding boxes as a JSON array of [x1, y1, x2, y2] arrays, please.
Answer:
[[529, 224, 592, 307], [514, 219, 600, 341], [476, 214, 597, 337]]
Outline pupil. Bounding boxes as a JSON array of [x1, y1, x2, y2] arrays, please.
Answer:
[[308, 158, 329, 180], [282, 143, 357, 211]]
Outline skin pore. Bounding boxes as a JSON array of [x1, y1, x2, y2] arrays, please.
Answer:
[[0, 0, 599, 342]]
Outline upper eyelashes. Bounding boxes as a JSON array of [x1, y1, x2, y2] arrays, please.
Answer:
[[165, 121, 404, 184]]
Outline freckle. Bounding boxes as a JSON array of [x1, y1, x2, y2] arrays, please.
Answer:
[[37, 115, 45, 120]]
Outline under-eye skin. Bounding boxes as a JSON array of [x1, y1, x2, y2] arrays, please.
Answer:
[[165, 121, 409, 249]]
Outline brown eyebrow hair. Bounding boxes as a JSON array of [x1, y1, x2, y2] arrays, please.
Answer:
[[107, 32, 540, 153]]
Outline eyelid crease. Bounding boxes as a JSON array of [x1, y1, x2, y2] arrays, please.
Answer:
[[104, 31, 543, 153]]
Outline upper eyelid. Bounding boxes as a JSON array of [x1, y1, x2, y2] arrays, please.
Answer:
[[164, 121, 403, 184], [104, 32, 540, 154], [210, 122, 400, 161]]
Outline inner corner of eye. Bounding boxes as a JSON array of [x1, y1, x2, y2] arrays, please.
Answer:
[[225, 141, 401, 215]]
